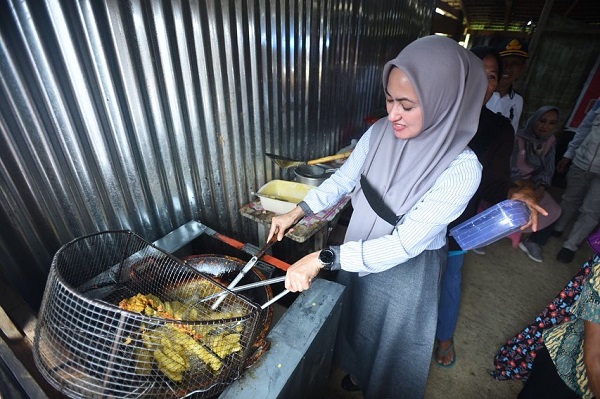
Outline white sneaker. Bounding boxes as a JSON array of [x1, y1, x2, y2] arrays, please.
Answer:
[[519, 241, 543, 262]]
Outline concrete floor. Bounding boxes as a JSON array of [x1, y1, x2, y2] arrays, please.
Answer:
[[321, 196, 593, 399]]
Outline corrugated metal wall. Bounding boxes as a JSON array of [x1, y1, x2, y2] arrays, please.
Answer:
[[521, 15, 600, 129], [0, 0, 433, 308]]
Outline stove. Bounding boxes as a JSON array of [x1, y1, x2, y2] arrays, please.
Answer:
[[155, 221, 346, 399], [29, 220, 345, 399]]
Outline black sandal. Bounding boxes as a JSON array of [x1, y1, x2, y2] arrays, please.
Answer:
[[341, 373, 361, 391]]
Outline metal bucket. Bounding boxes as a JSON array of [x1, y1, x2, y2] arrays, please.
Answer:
[[294, 165, 334, 186]]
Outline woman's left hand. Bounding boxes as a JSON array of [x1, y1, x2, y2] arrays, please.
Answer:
[[285, 252, 321, 292], [509, 186, 548, 232]]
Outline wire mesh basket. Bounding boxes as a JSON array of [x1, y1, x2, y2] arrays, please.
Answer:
[[33, 231, 261, 398]]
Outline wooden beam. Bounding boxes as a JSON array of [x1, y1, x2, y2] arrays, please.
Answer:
[[528, 0, 554, 60], [465, 29, 529, 37], [522, 0, 554, 93], [542, 25, 600, 34], [564, 0, 581, 17], [0, 276, 37, 341], [433, 13, 463, 36], [0, 306, 23, 340], [455, 0, 470, 30], [435, 0, 460, 18], [503, 0, 514, 31], [0, 339, 49, 398]]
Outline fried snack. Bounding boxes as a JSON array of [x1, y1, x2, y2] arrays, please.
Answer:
[[154, 348, 184, 382], [133, 347, 154, 375], [164, 324, 223, 372], [205, 333, 242, 359], [119, 293, 155, 313], [121, 293, 247, 381]]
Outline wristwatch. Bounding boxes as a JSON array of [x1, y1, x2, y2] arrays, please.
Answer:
[[318, 247, 336, 270]]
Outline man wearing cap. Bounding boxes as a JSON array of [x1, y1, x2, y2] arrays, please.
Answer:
[[486, 38, 529, 132]]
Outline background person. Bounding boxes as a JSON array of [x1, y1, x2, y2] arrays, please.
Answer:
[[517, 253, 600, 399], [486, 38, 529, 132], [492, 255, 594, 382], [435, 46, 544, 367], [268, 35, 487, 399], [512, 106, 563, 262], [554, 99, 600, 263]]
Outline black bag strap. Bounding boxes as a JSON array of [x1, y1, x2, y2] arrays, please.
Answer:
[[360, 174, 402, 226]]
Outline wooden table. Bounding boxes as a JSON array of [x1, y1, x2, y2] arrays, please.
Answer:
[[239, 196, 350, 252]]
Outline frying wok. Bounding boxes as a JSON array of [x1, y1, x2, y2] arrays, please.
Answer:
[[182, 254, 275, 368]]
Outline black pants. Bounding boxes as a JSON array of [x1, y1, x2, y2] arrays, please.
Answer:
[[518, 346, 581, 399], [529, 222, 557, 246]]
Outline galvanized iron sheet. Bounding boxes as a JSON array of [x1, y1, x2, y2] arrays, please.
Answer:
[[0, 0, 432, 307]]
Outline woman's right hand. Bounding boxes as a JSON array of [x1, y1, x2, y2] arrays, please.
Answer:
[[268, 205, 306, 242]]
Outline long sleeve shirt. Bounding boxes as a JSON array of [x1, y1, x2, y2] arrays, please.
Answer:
[[564, 100, 600, 160], [565, 100, 600, 174], [300, 127, 482, 275]]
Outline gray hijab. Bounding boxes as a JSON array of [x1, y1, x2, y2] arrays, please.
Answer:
[[517, 105, 560, 142], [345, 35, 487, 242], [514, 105, 560, 171]]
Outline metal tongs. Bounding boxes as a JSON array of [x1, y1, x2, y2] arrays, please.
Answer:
[[211, 235, 289, 309], [200, 276, 288, 309]]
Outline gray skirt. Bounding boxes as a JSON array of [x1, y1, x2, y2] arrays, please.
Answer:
[[334, 245, 446, 399]]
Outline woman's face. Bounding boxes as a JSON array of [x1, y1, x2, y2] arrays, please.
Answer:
[[385, 68, 423, 139], [482, 54, 499, 103], [534, 110, 559, 138]]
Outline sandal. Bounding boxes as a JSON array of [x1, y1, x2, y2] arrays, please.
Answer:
[[341, 373, 361, 391], [435, 340, 456, 368]]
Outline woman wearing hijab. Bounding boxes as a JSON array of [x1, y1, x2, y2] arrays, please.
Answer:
[[513, 106, 563, 263], [268, 35, 486, 399]]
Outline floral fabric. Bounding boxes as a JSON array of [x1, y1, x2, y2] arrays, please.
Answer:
[[543, 255, 600, 398], [491, 255, 597, 381]]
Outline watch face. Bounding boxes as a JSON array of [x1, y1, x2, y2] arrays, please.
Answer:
[[320, 248, 335, 265]]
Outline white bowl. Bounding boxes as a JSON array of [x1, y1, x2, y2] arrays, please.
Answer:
[[256, 180, 314, 213]]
